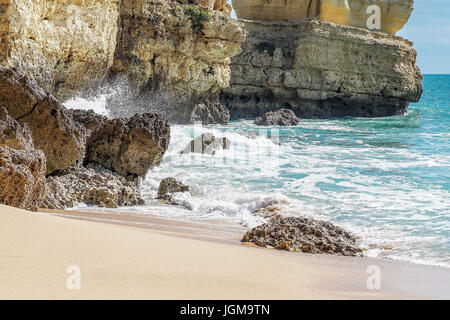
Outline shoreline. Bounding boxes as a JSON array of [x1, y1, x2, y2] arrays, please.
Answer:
[[1, 204, 449, 299]]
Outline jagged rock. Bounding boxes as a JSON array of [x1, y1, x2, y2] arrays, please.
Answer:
[[0, 67, 87, 174], [222, 20, 422, 119], [254, 109, 300, 126], [180, 133, 231, 155], [242, 216, 363, 256], [157, 177, 190, 204], [158, 178, 190, 197], [85, 113, 170, 180], [232, 0, 414, 35], [0, 146, 47, 211], [42, 167, 144, 209], [110, 0, 246, 124], [69, 109, 108, 132], [0, 0, 120, 100], [187, 96, 230, 124], [0, 107, 34, 150]]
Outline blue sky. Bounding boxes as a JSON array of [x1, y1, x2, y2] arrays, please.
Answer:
[[398, 0, 450, 74], [229, 1, 449, 74]]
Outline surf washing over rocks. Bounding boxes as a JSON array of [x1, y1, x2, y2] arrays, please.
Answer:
[[63, 74, 450, 269]]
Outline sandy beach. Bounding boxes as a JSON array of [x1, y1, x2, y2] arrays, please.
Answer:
[[0, 204, 448, 300]]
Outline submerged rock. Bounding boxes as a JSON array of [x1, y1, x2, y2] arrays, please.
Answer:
[[242, 216, 363, 256], [0, 66, 87, 174], [180, 133, 231, 155], [43, 167, 144, 209], [254, 109, 300, 126], [0, 146, 47, 211], [85, 113, 170, 181]]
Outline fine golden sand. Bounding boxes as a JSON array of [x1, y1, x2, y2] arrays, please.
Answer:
[[0, 204, 449, 300]]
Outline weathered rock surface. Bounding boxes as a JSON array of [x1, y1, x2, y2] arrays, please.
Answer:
[[180, 133, 231, 155], [0, 0, 120, 100], [187, 99, 230, 125], [43, 167, 144, 209], [232, 0, 414, 35], [0, 107, 34, 150], [242, 216, 363, 256], [157, 177, 190, 203], [85, 113, 170, 180], [254, 108, 300, 126], [69, 109, 108, 132], [158, 178, 190, 197], [0, 146, 47, 211], [221, 20, 422, 119], [110, 0, 246, 123], [0, 1, 245, 124], [0, 67, 87, 174]]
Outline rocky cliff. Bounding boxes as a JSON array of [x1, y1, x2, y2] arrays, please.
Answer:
[[221, 4, 422, 119], [0, 0, 120, 101], [232, 0, 414, 35], [109, 0, 246, 123], [0, 0, 245, 123]]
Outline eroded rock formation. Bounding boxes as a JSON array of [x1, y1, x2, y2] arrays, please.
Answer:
[[110, 0, 246, 123], [43, 166, 144, 209], [0, 146, 47, 211], [232, 0, 414, 35], [85, 113, 170, 181], [221, 19, 422, 119], [0, 66, 87, 174], [0, 0, 120, 101], [0, 107, 34, 150], [0, 0, 246, 124]]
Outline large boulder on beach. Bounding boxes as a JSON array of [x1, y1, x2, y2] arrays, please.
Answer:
[[0, 66, 87, 174], [42, 166, 144, 209], [242, 216, 363, 256], [0, 107, 34, 150], [180, 133, 231, 155], [85, 113, 170, 181], [0, 146, 47, 211], [254, 109, 300, 126]]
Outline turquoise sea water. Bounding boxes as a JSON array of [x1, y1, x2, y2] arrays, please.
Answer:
[[67, 75, 450, 267]]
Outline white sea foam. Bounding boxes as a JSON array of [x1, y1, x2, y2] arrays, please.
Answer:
[[63, 94, 450, 269]]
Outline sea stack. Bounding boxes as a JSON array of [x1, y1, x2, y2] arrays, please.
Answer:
[[221, 0, 423, 119]]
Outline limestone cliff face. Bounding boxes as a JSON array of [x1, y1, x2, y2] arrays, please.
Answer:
[[0, 0, 120, 101], [221, 20, 422, 119], [0, 0, 245, 123], [232, 0, 414, 35], [110, 0, 246, 123]]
